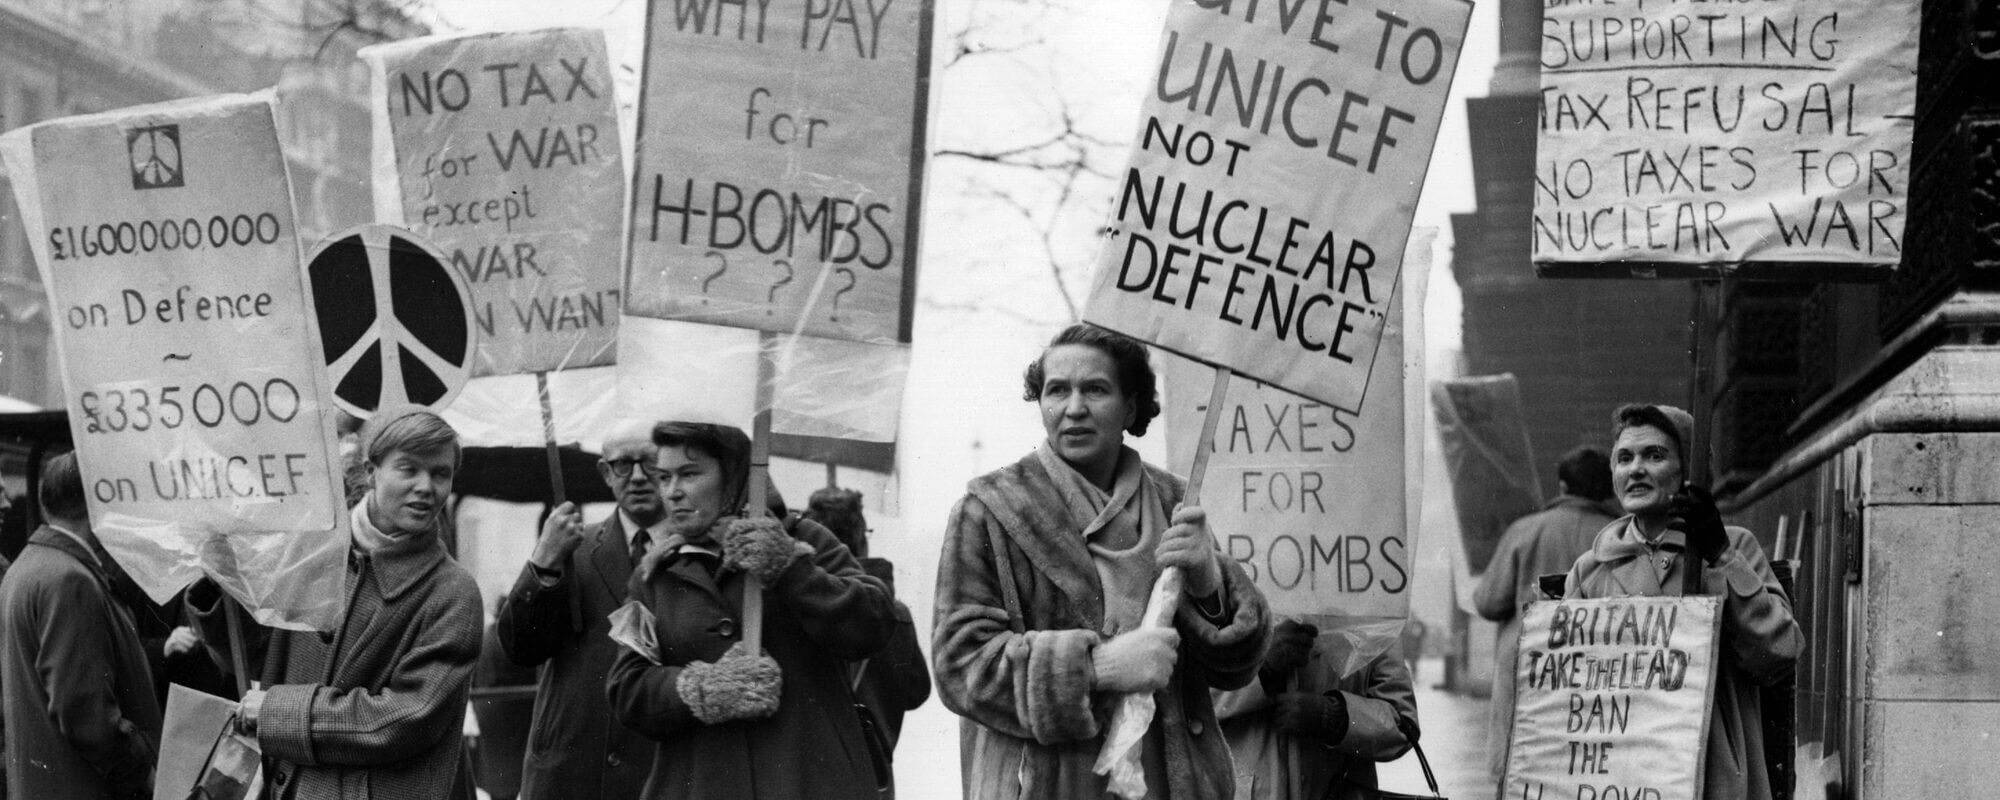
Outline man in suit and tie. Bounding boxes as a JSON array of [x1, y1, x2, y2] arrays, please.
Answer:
[[497, 422, 666, 800]]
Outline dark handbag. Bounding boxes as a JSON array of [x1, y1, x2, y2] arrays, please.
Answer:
[[1377, 717, 1446, 800], [185, 714, 262, 800], [849, 659, 894, 796]]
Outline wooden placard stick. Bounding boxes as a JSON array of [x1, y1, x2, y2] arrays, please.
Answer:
[[536, 371, 584, 635], [742, 332, 779, 654], [1093, 364, 1232, 795]]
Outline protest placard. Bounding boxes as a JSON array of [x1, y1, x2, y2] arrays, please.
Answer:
[[1082, 0, 1471, 412], [624, 0, 933, 344], [1531, 0, 1918, 277], [1431, 373, 1543, 575], [0, 94, 348, 626], [1504, 596, 1723, 800], [1164, 230, 1431, 619], [362, 28, 624, 375]]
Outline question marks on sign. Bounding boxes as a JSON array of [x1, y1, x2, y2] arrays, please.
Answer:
[[767, 260, 794, 314], [830, 268, 858, 321], [699, 251, 728, 303]]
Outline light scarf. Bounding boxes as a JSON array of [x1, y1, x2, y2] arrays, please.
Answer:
[[1034, 442, 1169, 638], [351, 492, 412, 553]]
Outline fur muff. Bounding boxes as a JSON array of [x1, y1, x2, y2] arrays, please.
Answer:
[[676, 641, 783, 724], [722, 517, 814, 583]]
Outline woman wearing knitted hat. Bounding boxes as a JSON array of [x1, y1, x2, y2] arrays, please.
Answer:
[[605, 421, 894, 800], [1560, 403, 1803, 800]]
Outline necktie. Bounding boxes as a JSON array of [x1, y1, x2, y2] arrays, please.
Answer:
[[631, 528, 652, 567]]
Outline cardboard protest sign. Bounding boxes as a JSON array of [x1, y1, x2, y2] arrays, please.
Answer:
[[1430, 374, 1543, 575], [624, 0, 933, 344], [1532, 0, 1918, 277], [1165, 231, 1431, 619], [0, 94, 349, 628], [362, 29, 624, 375], [1505, 596, 1723, 800], [1082, 0, 1470, 412]]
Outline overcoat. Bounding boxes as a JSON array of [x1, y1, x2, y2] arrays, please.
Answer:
[[496, 514, 653, 800], [1563, 517, 1803, 800], [933, 452, 1270, 800], [1212, 627, 1418, 800], [1472, 494, 1614, 779], [606, 517, 893, 800], [193, 524, 482, 800], [0, 527, 160, 800]]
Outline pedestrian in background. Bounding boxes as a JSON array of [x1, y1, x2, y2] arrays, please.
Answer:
[[1563, 404, 1801, 800], [496, 421, 664, 800], [1213, 617, 1419, 800], [0, 451, 160, 800], [1473, 446, 1615, 793], [802, 486, 930, 798], [606, 421, 893, 800], [191, 406, 483, 799], [933, 323, 1270, 799]]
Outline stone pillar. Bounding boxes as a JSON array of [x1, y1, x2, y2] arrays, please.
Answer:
[[1488, 0, 1541, 96]]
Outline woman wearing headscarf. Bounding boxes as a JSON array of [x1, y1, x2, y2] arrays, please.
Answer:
[[934, 324, 1271, 800], [1562, 403, 1803, 800], [605, 422, 893, 800]]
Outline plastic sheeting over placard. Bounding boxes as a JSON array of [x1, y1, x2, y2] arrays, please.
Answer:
[[614, 318, 909, 446], [361, 28, 625, 376], [1430, 374, 1543, 576], [0, 94, 349, 630]]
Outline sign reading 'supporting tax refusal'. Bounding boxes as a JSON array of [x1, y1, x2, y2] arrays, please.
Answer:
[[1082, 0, 1471, 412], [1532, 0, 1918, 277]]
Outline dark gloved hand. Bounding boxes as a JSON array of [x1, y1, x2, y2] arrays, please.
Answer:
[[1667, 485, 1728, 565], [1259, 620, 1318, 683], [1272, 691, 1349, 740]]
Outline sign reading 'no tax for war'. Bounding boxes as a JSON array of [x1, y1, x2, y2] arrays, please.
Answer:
[[1532, 0, 1918, 277], [1084, 0, 1469, 412], [363, 28, 624, 375], [0, 94, 345, 539], [1505, 596, 1723, 800], [624, 0, 933, 343]]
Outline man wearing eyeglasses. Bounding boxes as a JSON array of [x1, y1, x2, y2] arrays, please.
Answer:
[[497, 421, 666, 800]]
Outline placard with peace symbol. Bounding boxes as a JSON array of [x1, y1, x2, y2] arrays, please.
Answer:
[[307, 224, 477, 417]]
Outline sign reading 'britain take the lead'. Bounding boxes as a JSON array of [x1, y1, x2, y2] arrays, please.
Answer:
[[0, 94, 346, 549], [1532, 0, 1918, 277], [1084, 0, 1470, 412], [1504, 596, 1723, 800], [363, 29, 624, 375], [625, 0, 932, 343]]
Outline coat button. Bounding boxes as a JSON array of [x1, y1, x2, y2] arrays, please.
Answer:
[[607, 753, 623, 767], [1189, 718, 1205, 736], [716, 618, 737, 638]]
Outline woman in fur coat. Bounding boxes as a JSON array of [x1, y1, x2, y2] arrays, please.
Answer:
[[933, 324, 1272, 800], [606, 422, 894, 800]]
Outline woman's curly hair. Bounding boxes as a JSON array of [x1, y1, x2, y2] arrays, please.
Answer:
[[1021, 323, 1162, 436]]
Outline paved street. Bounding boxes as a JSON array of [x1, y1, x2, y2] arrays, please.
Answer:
[[1379, 657, 1495, 800]]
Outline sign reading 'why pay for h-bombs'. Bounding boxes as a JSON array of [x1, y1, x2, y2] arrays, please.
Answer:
[[626, 0, 932, 343], [1533, 0, 1917, 276], [1505, 597, 1722, 800], [363, 29, 624, 375], [0, 95, 345, 539], [1085, 0, 1469, 412]]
